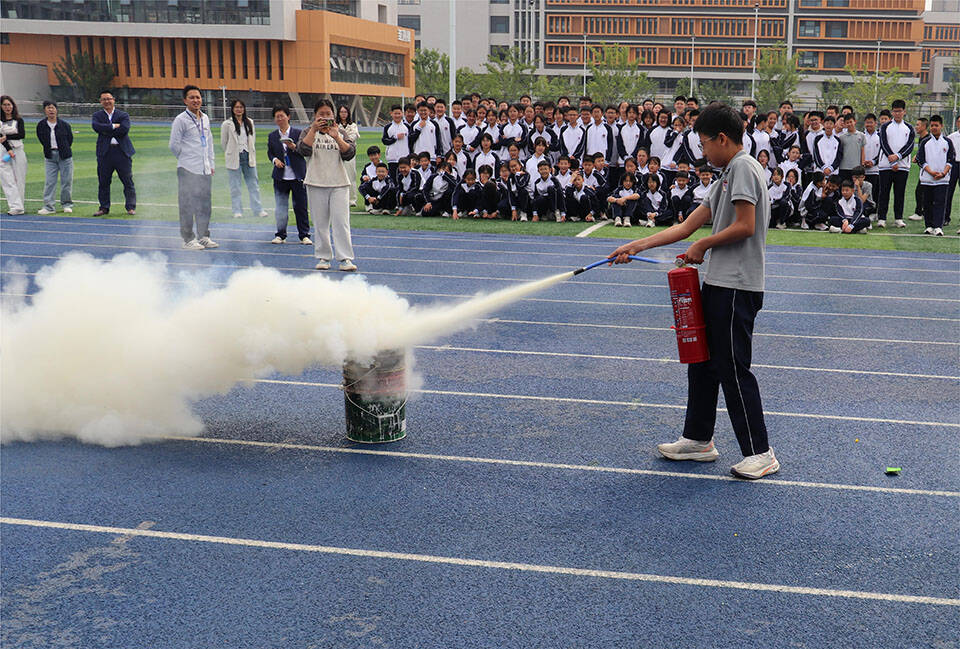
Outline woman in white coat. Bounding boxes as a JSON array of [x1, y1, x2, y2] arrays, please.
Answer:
[[0, 96, 27, 215], [220, 99, 267, 218], [337, 104, 360, 206]]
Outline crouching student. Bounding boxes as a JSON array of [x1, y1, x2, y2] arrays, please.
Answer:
[[393, 156, 421, 215], [785, 168, 802, 226], [451, 168, 483, 219], [638, 173, 673, 227], [691, 166, 713, 217], [829, 179, 869, 233], [530, 160, 564, 222], [419, 160, 456, 217], [360, 145, 381, 185], [851, 165, 875, 222], [358, 163, 395, 213], [565, 172, 597, 222], [608, 171, 641, 227], [507, 158, 530, 221], [476, 165, 501, 219], [493, 164, 516, 220], [818, 175, 841, 230], [799, 171, 827, 230], [670, 170, 694, 222], [768, 168, 792, 229]]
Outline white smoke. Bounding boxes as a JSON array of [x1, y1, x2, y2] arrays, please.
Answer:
[[1, 252, 572, 446]]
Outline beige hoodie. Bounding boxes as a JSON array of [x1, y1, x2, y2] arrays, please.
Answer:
[[298, 125, 356, 188]]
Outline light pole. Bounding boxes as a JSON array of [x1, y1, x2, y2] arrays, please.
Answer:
[[449, 0, 456, 104], [690, 33, 695, 97], [750, 0, 760, 100], [874, 39, 881, 110], [219, 86, 227, 121], [583, 32, 587, 96]]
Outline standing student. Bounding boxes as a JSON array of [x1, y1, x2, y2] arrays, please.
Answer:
[[268, 106, 311, 244], [382, 105, 411, 181], [499, 104, 529, 162], [876, 99, 915, 228], [92, 90, 136, 216], [410, 101, 443, 164], [434, 99, 457, 157], [812, 116, 844, 177], [221, 99, 267, 219], [298, 99, 357, 271], [170, 85, 216, 250], [836, 113, 865, 182], [457, 110, 481, 161], [35, 100, 74, 215], [336, 104, 360, 206], [861, 113, 881, 208], [558, 107, 586, 161], [0, 95, 26, 215], [611, 102, 777, 480], [916, 115, 954, 236]]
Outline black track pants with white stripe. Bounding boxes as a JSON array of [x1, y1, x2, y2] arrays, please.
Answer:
[[682, 283, 770, 457]]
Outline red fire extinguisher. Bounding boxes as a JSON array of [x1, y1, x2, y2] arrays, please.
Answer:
[[668, 256, 709, 364]]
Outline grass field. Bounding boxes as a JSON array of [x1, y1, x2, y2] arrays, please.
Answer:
[[3, 122, 957, 254]]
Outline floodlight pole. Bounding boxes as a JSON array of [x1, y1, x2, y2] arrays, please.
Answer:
[[220, 86, 227, 121], [690, 34, 695, 97], [583, 32, 587, 96], [874, 39, 881, 110], [750, 1, 760, 100], [449, 0, 456, 104]]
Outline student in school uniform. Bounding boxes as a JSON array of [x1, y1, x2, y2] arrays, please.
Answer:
[[660, 115, 686, 188], [876, 99, 915, 228], [529, 160, 564, 222], [946, 115, 960, 228], [555, 155, 575, 193], [916, 114, 955, 236], [493, 164, 516, 220], [419, 160, 457, 217], [472, 133, 501, 175], [616, 105, 643, 169], [772, 114, 801, 165], [608, 171, 641, 227], [676, 109, 703, 168], [448, 135, 469, 177], [410, 101, 443, 164], [579, 154, 606, 217], [558, 106, 586, 161], [768, 167, 791, 229], [473, 165, 500, 219], [669, 170, 695, 222], [777, 145, 802, 179], [850, 166, 875, 222], [499, 104, 529, 162], [524, 136, 551, 179], [434, 99, 458, 158], [637, 173, 672, 227], [691, 166, 713, 212], [358, 162, 395, 214], [800, 110, 824, 186], [908, 117, 929, 222], [381, 105, 411, 181], [827, 180, 868, 233], [507, 158, 530, 220], [756, 151, 773, 184], [812, 116, 843, 177], [393, 156, 421, 215], [836, 113, 865, 182], [565, 172, 597, 222], [648, 111, 677, 171], [451, 168, 484, 219], [785, 168, 802, 225], [611, 102, 779, 480], [800, 171, 829, 230], [526, 114, 557, 159], [458, 110, 482, 162]]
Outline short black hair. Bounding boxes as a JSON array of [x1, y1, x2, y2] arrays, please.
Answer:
[[827, 174, 841, 186], [418, 151, 432, 160], [823, 115, 836, 124], [771, 167, 783, 178], [390, 104, 402, 112], [313, 98, 335, 114], [42, 100, 58, 109], [891, 99, 906, 110], [416, 101, 429, 110], [645, 174, 661, 191], [916, 117, 929, 126], [375, 162, 388, 170], [366, 145, 381, 156], [780, 100, 793, 108], [864, 113, 877, 121], [272, 105, 291, 117], [785, 115, 801, 129], [840, 179, 854, 189], [742, 99, 757, 108], [675, 170, 689, 180], [826, 105, 839, 113], [844, 113, 856, 121], [477, 164, 493, 176], [808, 110, 825, 120], [879, 109, 892, 118], [930, 114, 943, 125], [674, 95, 686, 102], [398, 156, 411, 166], [98, 89, 114, 97], [851, 165, 865, 176], [537, 160, 551, 169], [434, 98, 446, 106], [463, 168, 476, 179], [693, 103, 744, 143], [451, 100, 462, 107], [403, 103, 415, 112], [687, 97, 699, 106], [811, 171, 825, 184], [182, 84, 200, 99]]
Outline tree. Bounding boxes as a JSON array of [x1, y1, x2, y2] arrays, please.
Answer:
[[480, 47, 536, 101], [52, 52, 115, 102], [755, 42, 801, 112], [840, 66, 908, 117], [585, 43, 656, 105], [696, 80, 736, 106], [413, 48, 449, 98], [674, 77, 696, 100], [818, 79, 847, 111]]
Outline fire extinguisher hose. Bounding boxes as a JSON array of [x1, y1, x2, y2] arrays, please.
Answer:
[[572, 255, 677, 276]]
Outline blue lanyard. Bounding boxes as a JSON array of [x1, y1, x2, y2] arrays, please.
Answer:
[[186, 111, 206, 147]]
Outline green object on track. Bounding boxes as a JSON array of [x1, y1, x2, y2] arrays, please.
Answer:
[[885, 467, 902, 475]]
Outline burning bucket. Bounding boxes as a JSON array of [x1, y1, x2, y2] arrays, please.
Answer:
[[342, 349, 407, 443]]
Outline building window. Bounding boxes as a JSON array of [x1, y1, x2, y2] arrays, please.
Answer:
[[329, 43, 405, 86], [490, 16, 510, 33], [826, 0, 849, 6], [797, 51, 818, 68], [398, 0, 420, 4], [797, 20, 820, 38], [398, 14, 421, 33], [823, 51, 846, 68], [824, 22, 846, 38], [491, 0, 510, 3], [0, 34, 8, 46], [378, 4, 386, 22], [799, 0, 820, 5]]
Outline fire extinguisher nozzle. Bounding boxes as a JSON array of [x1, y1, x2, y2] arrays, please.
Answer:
[[572, 267, 586, 276]]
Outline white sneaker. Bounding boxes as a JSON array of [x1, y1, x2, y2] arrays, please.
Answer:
[[7, 209, 24, 215], [730, 449, 780, 480], [800, 219, 809, 230], [623, 219, 632, 227], [908, 213, 923, 221], [183, 239, 204, 250], [894, 219, 906, 228], [876, 219, 886, 228], [232, 212, 243, 219], [315, 259, 330, 270], [37, 207, 55, 215], [814, 223, 828, 231], [301, 237, 313, 245], [339, 259, 357, 272], [365, 205, 374, 213], [934, 227, 944, 236], [63, 206, 73, 213], [614, 217, 622, 227], [867, 224, 872, 230], [519, 214, 528, 222], [775, 222, 786, 230], [657, 437, 719, 462], [828, 225, 842, 233], [555, 212, 563, 223], [198, 236, 219, 249], [924, 227, 933, 235], [270, 236, 284, 244], [258, 210, 268, 218]]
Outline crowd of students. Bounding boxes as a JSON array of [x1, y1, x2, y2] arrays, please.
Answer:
[[358, 94, 958, 236]]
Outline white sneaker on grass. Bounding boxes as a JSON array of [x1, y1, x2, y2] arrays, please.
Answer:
[[657, 437, 719, 462], [908, 213, 923, 221], [63, 206, 73, 213], [315, 259, 330, 270], [775, 222, 786, 230], [270, 236, 284, 244], [519, 214, 528, 222], [614, 217, 622, 227], [814, 223, 828, 231], [730, 449, 780, 480], [301, 236, 313, 245], [198, 236, 218, 249], [828, 225, 842, 233], [258, 210, 268, 218], [876, 219, 886, 228], [800, 219, 809, 230], [183, 239, 204, 250], [924, 227, 933, 235], [339, 259, 357, 272], [232, 212, 243, 219], [894, 219, 906, 228], [37, 207, 55, 215], [624, 219, 632, 227], [934, 227, 944, 236]]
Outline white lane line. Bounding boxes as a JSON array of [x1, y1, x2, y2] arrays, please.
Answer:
[[6, 237, 959, 302], [2, 517, 956, 606], [2, 258, 956, 324], [9, 215, 959, 256], [414, 344, 960, 380], [253, 378, 960, 428], [575, 221, 611, 238], [170, 435, 960, 498]]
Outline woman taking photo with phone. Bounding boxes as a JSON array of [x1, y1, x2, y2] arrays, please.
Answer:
[[221, 99, 267, 218], [298, 99, 358, 271]]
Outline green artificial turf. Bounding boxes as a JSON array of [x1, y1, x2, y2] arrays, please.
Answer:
[[4, 123, 958, 254]]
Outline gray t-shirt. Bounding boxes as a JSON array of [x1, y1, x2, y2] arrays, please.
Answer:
[[703, 149, 768, 293], [837, 129, 865, 170]]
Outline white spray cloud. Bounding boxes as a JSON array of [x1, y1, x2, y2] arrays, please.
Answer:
[[1, 253, 572, 446]]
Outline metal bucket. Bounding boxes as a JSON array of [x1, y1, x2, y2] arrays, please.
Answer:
[[342, 349, 407, 443]]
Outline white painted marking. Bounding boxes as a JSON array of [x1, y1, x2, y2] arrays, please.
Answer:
[[575, 221, 610, 238], [252, 378, 960, 428], [414, 344, 960, 380], [2, 517, 956, 606]]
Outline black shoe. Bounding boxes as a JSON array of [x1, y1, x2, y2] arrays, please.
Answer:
[[93, 209, 109, 216]]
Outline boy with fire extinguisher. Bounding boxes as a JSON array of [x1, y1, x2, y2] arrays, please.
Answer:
[[610, 102, 778, 480]]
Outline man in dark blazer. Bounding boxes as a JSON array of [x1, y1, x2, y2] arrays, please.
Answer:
[[35, 100, 74, 214], [91, 90, 136, 215], [267, 105, 311, 244]]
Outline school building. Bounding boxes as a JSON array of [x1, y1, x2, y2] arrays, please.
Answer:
[[0, 0, 415, 125]]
